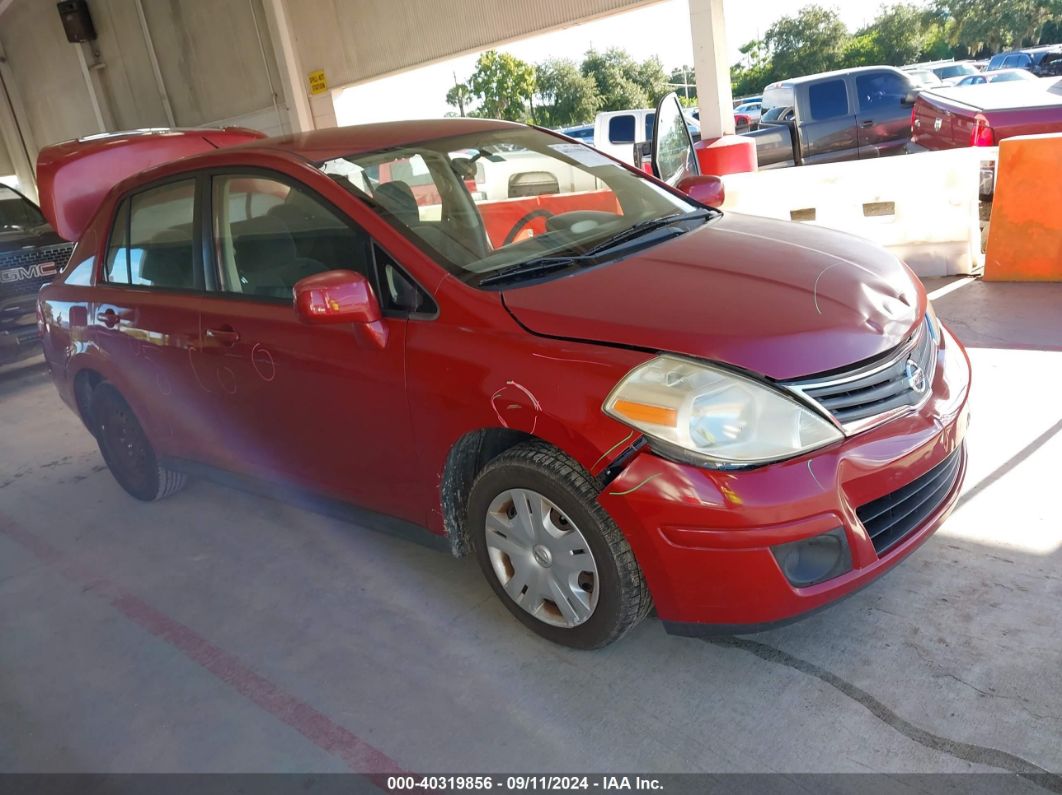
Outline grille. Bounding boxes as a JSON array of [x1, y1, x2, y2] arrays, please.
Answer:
[[0, 242, 74, 299], [857, 447, 962, 555], [787, 317, 937, 429]]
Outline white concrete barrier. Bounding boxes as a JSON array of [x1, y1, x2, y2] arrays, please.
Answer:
[[718, 147, 996, 278]]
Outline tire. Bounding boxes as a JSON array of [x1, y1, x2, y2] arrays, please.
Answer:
[[90, 382, 187, 502], [467, 441, 651, 649]]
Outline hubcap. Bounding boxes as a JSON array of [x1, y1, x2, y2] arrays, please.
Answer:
[[484, 488, 599, 628]]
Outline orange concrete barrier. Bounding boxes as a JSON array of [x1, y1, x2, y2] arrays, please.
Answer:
[[983, 133, 1062, 281]]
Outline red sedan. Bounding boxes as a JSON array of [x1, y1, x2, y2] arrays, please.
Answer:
[[36, 97, 970, 648]]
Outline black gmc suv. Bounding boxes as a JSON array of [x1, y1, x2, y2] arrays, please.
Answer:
[[0, 184, 72, 366]]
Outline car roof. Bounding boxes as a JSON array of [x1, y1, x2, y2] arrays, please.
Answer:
[[115, 118, 527, 193], [766, 65, 905, 88]]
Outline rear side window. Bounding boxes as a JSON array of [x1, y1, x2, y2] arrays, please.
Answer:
[[608, 115, 636, 144], [105, 180, 198, 289], [856, 72, 910, 111], [808, 80, 849, 120]]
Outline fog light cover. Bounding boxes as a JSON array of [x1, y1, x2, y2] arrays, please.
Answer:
[[771, 528, 852, 587]]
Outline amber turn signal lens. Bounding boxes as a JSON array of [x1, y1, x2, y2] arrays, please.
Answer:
[[611, 399, 678, 427]]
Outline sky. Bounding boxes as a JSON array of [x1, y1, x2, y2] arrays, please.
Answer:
[[333, 0, 891, 125]]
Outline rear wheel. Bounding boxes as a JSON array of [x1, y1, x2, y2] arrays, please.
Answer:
[[91, 382, 187, 502], [467, 442, 651, 648]]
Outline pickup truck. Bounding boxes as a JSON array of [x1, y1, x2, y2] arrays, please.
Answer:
[[0, 184, 73, 366], [909, 78, 1062, 151], [746, 66, 917, 168]]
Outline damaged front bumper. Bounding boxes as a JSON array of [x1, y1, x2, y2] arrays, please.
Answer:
[[596, 327, 972, 634]]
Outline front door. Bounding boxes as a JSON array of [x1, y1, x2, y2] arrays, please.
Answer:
[[194, 173, 418, 522], [854, 70, 915, 158]]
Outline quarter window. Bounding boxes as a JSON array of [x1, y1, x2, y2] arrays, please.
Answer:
[[212, 175, 372, 299], [608, 115, 636, 144], [105, 179, 197, 289], [808, 79, 850, 120]]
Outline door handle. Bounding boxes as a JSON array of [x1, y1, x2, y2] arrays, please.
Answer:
[[96, 308, 122, 328], [205, 325, 241, 346], [861, 120, 874, 128]]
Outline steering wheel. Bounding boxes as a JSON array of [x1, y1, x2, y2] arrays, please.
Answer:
[[502, 208, 554, 246]]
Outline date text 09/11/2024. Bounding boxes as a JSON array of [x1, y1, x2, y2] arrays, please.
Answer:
[[385, 776, 664, 791]]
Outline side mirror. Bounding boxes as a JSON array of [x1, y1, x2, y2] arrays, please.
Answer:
[[293, 269, 387, 346], [902, 90, 918, 106], [675, 174, 725, 208]]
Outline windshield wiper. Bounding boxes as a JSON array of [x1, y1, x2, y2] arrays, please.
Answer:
[[478, 255, 593, 287], [580, 208, 714, 257], [477, 209, 715, 288]]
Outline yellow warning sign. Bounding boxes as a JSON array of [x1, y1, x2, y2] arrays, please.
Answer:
[[308, 69, 328, 95]]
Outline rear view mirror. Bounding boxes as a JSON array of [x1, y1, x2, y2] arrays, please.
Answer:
[[675, 174, 725, 208], [294, 269, 387, 346]]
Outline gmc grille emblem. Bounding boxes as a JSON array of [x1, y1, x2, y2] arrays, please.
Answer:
[[0, 261, 58, 283]]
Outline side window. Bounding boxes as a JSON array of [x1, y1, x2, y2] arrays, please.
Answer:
[[856, 72, 909, 112], [808, 79, 850, 120], [212, 175, 371, 299], [608, 114, 636, 144], [644, 112, 656, 142], [104, 179, 197, 289]]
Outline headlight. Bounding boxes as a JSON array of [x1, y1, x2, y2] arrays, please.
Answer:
[[603, 356, 843, 468], [925, 302, 941, 345]]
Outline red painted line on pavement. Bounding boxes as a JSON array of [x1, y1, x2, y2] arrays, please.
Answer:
[[0, 513, 407, 777]]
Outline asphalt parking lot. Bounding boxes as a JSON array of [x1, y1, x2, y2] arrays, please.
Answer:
[[1, 278, 1060, 775]]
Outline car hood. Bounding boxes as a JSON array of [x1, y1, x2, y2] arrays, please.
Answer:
[[0, 224, 66, 254], [501, 212, 923, 381]]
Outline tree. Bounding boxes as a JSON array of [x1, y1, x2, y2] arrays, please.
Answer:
[[467, 50, 536, 121], [858, 3, 930, 65], [534, 59, 601, 127], [764, 5, 850, 77], [935, 0, 1062, 53], [445, 82, 472, 117], [581, 48, 671, 111], [669, 65, 697, 102]]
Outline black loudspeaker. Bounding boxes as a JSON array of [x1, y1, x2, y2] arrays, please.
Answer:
[[57, 0, 97, 43]]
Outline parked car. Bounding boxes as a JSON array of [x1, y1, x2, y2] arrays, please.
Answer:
[[906, 69, 945, 89], [909, 78, 1062, 151], [558, 124, 594, 143], [930, 61, 981, 82], [746, 66, 917, 168], [953, 68, 1039, 86], [0, 183, 74, 366], [733, 101, 762, 124], [592, 107, 700, 164], [36, 95, 970, 648], [986, 46, 1062, 76]]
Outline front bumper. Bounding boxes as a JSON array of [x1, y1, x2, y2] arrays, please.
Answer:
[[598, 325, 971, 632], [0, 325, 42, 366]]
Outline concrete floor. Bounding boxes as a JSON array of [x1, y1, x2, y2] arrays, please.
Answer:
[[1, 278, 1060, 775]]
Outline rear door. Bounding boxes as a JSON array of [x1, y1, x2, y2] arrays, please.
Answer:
[[854, 70, 916, 158], [796, 77, 859, 164], [194, 171, 420, 521], [89, 177, 210, 462]]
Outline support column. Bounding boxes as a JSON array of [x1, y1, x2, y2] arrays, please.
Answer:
[[261, 0, 315, 133], [689, 0, 734, 140]]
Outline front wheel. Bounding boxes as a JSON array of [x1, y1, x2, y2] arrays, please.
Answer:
[[467, 442, 651, 649], [91, 382, 188, 502]]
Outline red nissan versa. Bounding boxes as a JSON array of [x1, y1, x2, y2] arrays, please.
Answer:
[[36, 96, 970, 648]]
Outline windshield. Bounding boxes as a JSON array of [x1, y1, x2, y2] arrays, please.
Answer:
[[934, 63, 979, 80], [319, 128, 702, 285], [0, 186, 46, 232], [761, 85, 795, 111], [992, 69, 1037, 82]]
